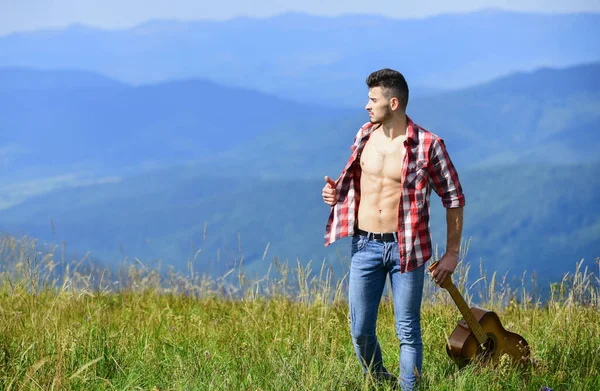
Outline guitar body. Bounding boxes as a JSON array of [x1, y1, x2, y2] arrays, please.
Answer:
[[446, 306, 531, 368]]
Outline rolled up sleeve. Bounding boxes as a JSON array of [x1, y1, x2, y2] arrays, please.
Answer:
[[428, 137, 465, 208]]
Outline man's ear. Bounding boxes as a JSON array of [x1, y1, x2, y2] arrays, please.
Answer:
[[390, 97, 400, 111]]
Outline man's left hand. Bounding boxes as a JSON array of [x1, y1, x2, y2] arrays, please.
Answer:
[[431, 252, 459, 286]]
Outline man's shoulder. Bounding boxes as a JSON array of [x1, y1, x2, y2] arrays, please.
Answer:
[[412, 121, 441, 142], [353, 122, 375, 140], [359, 121, 375, 132]]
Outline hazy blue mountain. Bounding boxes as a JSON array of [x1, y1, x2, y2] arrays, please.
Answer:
[[0, 67, 127, 90], [409, 63, 600, 167], [0, 68, 352, 185], [2, 63, 598, 210], [1, 10, 598, 107]]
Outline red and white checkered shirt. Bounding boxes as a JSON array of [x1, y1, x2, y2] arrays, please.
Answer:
[[324, 116, 465, 273]]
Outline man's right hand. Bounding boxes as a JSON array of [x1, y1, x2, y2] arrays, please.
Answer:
[[322, 176, 338, 206]]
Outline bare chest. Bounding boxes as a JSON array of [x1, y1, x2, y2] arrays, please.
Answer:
[[359, 135, 406, 182]]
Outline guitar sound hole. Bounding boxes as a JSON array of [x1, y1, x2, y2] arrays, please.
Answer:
[[478, 334, 497, 359]]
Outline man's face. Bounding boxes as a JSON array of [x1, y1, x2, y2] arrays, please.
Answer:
[[365, 87, 392, 124]]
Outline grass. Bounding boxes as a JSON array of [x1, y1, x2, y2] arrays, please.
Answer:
[[0, 233, 599, 390]]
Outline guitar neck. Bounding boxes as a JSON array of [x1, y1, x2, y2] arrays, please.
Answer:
[[445, 282, 488, 345]]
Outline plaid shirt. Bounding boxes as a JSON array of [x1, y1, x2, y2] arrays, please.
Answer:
[[324, 116, 465, 273]]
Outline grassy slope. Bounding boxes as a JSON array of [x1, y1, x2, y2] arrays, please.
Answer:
[[1, 235, 599, 390]]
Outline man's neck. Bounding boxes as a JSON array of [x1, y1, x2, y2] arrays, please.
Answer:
[[378, 114, 408, 141]]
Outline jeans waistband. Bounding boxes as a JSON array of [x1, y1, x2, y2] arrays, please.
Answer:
[[355, 228, 399, 242]]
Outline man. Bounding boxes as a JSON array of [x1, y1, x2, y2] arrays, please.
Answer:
[[322, 68, 465, 390]]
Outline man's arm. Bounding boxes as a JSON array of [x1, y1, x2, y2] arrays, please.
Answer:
[[446, 207, 463, 256], [427, 137, 466, 285], [433, 207, 464, 285]]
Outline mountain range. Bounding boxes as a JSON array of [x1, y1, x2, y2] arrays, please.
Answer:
[[0, 63, 598, 290], [0, 68, 351, 191], [3, 62, 598, 188]]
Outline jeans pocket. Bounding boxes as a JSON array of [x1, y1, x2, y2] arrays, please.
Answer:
[[351, 235, 367, 255]]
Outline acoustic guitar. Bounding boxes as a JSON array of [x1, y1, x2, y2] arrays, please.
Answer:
[[428, 260, 531, 369]]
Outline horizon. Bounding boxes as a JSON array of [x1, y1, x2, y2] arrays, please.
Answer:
[[2, 61, 598, 94], [2, 1, 600, 36]]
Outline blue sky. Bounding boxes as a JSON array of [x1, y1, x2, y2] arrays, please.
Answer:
[[1, 0, 599, 35]]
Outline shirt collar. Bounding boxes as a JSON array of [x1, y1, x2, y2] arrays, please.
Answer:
[[406, 115, 417, 142]]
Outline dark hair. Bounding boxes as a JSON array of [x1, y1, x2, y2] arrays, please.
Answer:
[[366, 68, 409, 109]]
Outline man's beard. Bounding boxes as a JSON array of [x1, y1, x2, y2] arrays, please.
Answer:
[[370, 105, 392, 124]]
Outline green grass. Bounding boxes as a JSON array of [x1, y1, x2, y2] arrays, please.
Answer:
[[0, 234, 599, 390]]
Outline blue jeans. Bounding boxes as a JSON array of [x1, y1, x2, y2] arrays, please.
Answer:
[[349, 233, 425, 391]]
